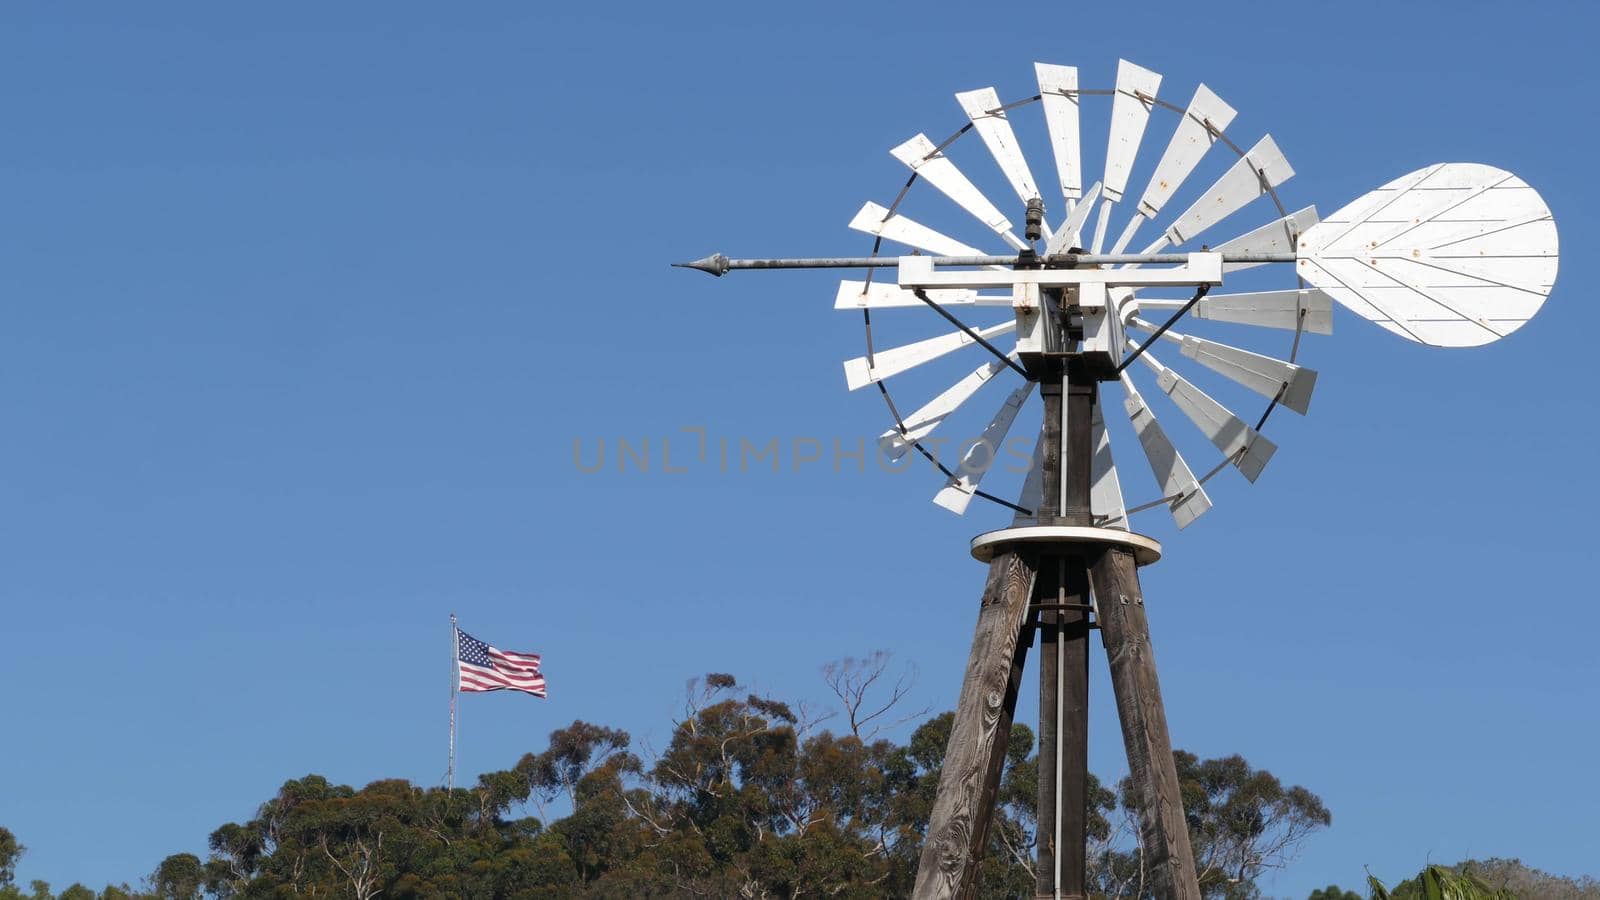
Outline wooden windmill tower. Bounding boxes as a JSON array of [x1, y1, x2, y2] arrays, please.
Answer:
[[676, 60, 1559, 899]]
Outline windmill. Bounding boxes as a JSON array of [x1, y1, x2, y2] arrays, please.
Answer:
[[675, 60, 1558, 900]]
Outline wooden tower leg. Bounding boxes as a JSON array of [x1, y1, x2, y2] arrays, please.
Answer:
[[1090, 546, 1201, 900], [912, 550, 1038, 900]]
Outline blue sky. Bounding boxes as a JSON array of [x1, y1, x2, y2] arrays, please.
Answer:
[[0, 2, 1594, 895]]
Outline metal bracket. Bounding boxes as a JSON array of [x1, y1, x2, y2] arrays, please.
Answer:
[[1029, 602, 1099, 631]]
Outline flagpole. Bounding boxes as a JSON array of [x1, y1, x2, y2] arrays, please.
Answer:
[[448, 612, 459, 790]]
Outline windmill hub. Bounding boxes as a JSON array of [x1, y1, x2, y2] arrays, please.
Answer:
[[1024, 196, 1046, 242]]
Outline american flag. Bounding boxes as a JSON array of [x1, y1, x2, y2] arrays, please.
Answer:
[[456, 628, 546, 698]]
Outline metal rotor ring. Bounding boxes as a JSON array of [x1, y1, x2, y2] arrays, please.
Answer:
[[857, 84, 1307, 518]]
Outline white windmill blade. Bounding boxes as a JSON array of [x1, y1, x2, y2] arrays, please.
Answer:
[[835, 280, 1011, 310], [1103, 60, 1163, 203], [1118, 374, 1211, 529], [1136, 288, 1334, 334], [956, 88, 1046, 224], [1128, 317, 1318, 414], [850, 201, 986, 257], [1162, 135, 1294, 246], [1212, 206, 1319, 272], [934, 383, 1036, 514], [1015, 428, 1045, 514], [1090, 198, 1114, 253], [1092, 60, 1163, 254], [1138, 84, 1238, 220], [881, 359, 1011, 460], [890, 134, 1030, 251], [1109, 84, 1239, 255], [1034, 63, 1082, 209], [1012, 395, 1127, 524], [843, 320, 1016, 391], [1090, 402, 1128, 530], [1108, 212, 1149, 258], [1130, 345, 1278, 482], [1295, 163, 1558, 347], [1044, 181, 1103, 256]]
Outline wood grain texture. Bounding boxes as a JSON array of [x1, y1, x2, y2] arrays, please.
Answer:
[[1063, 373, 1095, 525], [913, 551, 1038, 900], [1038, 377, 1063, 522], [1090, 547, 1201, 900]]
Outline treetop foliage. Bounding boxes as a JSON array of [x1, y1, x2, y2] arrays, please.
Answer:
[[4, 662, 1336, 899], [1366, 860, 1600, 900]]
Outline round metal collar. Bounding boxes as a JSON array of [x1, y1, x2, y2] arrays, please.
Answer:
[[970, 525, 1163, 567]]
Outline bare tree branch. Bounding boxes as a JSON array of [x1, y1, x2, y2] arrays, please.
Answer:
[[821, 651, 931, 740]]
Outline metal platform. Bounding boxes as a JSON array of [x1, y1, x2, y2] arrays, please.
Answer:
[[970, 524, 1162, 567]]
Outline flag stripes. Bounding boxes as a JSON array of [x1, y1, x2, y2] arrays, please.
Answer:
[[456, 628, 546, 698]]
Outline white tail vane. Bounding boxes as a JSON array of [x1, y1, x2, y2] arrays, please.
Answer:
[[1213, 207, 1319, 272], [850, 201, 986, 257], [835, 280, 1006, 310], [891, 134, 1029, 251], [1132, 347, 1278, 483], [843, 320, 1016, 391], [1110, 84, 1238, 255], [1090, 402, 1128, 529], [1164, 136, 1294, 246], [1135, 289, 1334, 334], [934, 384, 1036, 514], [1120, 374, 1211, 528], [816, 62, 1556, 530], [1128, 317, 1318, 414], [1296, 163, 1558, 347], [1035, 63, 1082, 209], [881, 359, 1011, 460]]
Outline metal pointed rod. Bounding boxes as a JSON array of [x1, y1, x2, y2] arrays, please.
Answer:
[[673, 250, 1294, 276]]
